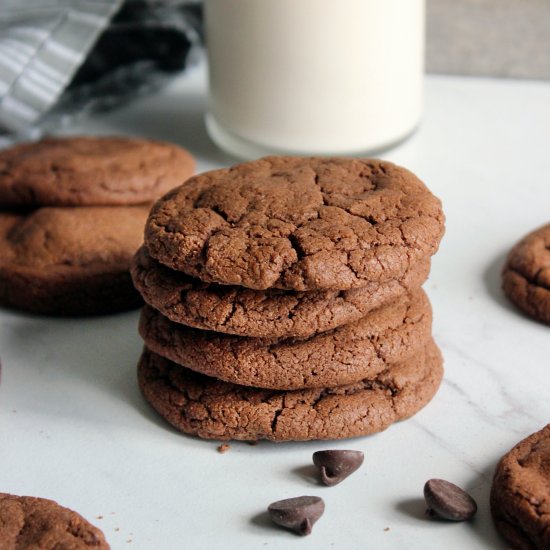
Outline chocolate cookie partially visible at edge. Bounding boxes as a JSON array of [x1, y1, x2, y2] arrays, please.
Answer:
[[131, 245, 431, 339], [139, 288, 432, 390], [0, 206, 149, 315], [145, 157, 445, 291], [0, 493, 109, 549], [490, 423, 550, 550], [0, 136, 195, 207], [502, 224, 550, 324], [137, 339, 443, 442]]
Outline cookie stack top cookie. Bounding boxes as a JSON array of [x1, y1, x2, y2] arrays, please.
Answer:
[[0, 135, 195, 207], [144, 156, 444, 291]]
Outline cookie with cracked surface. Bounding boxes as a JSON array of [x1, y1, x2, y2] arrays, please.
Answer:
[[139, 288, 432, 390], [131, 245, 431, 339], [0, 135, 194, 207], [0, 493, 109, 549], [491, 424, 550, 550], [144, 156, 444, 291], [502, 224, 550, 324], [137, 339, 443, 441], [0, 206, 148, 315]]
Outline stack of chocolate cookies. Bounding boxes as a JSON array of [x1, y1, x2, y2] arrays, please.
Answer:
[[132, 157, 445, 442], [0, 136, 194, 315]]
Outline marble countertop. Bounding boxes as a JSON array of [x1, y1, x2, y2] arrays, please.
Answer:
[[1, 65, 550, 549]]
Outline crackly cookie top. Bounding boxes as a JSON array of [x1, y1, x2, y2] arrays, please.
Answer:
[[491, 424, 550, 550], [0, 136, 195, 207], [502, 224, 550, 324], [144, 157, 444, 291], [0, 493, 109, 549]]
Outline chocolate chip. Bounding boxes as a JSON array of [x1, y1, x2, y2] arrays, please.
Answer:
[[424, 479, 477, 521], [312, 450, 364, 486], [268, 496, 325, 535]]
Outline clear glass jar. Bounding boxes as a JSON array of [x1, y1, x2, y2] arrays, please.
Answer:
[[205, 0, 425, 159]]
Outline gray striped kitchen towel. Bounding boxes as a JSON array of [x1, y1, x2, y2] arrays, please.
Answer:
[[0, 1, 122, 140], [0, 1, 202, 146]]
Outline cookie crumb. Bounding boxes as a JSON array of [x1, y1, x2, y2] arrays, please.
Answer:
[[96, 515, 103, 520], [384, 527, 390, 532], [115, 528, 120, 532], [218, 443, 231, 453]]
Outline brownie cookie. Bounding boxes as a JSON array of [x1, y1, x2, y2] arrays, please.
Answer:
[[0, 493, 109, 549], [139, 288, 432, 389], [0, 206, 149, 315], [137, 340, 443, 441], [502, 224, 550, 324], [0, 136, 194, 207], [491, 424, 550, 550], [145, 157, 444, 291], [132, 245, 431, 338]]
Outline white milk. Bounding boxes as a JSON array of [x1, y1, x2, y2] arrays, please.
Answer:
[[205, 0, 425, 159]]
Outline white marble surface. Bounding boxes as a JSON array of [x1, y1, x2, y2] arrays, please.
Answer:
[[1, 65, 550, 549]]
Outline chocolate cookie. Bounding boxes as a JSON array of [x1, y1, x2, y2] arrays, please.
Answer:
[[0, 493, 109, 549], [144, 157, 444, 291], [131, 246, 431, 338], [0, 206, 148, 315], [139, 288, 432, 390], [137, 340, 443, 441], [502, 224, 550, 324], [0, 136, 194, 207], [491, 424, 550, 550]]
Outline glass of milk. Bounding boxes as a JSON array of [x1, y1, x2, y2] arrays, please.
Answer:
[[205, 0, 425, 159]]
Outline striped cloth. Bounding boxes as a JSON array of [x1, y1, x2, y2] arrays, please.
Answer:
[[0, 1, 202, 146], [0, 1, 122, 138]]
